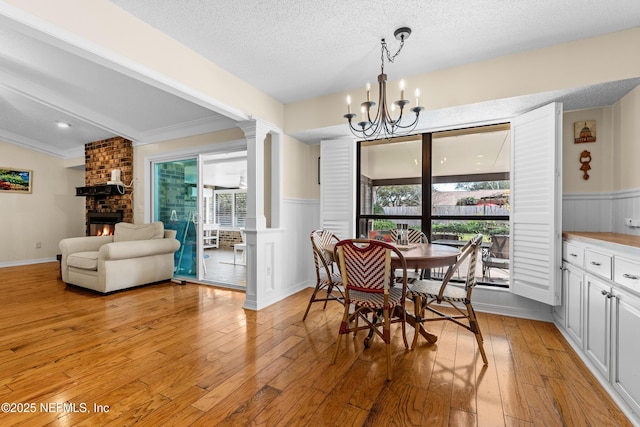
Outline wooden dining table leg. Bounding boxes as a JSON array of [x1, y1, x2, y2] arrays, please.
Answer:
[[394, 306, 438, 344]]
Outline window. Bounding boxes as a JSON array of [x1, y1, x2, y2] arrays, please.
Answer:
[[356, 124, 511, 286], [214, 189, 247, 228], [358, 137, 424, 238]]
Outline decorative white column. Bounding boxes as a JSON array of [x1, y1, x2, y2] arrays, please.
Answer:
[[238, 120, 269, 231], [237, 119, 271, 310]]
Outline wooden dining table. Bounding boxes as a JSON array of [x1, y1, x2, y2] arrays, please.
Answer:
[[327, 241, 460, 344], [390, 242, 460, 270], [389, 243, 460, 343]]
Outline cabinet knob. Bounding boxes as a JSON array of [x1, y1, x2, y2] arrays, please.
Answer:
[[622, 273, 639, 280], [570, 253, 578, 257], [601, 289, 608, 296], [590, 261, 601, 266]]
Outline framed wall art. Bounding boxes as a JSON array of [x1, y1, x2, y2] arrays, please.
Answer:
[[0, 167, 32, 193], [574, 120, 596, 143]]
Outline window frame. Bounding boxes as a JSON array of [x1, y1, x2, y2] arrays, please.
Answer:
[[213, 188, 247, 229]]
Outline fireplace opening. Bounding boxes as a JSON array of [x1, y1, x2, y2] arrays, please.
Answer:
[[87, 212, 123, 236]]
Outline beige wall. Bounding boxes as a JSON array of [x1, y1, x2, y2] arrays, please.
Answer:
[[0, 141, 85, 263], [562, 85, 640, 194], [283, 136, 320, 200], [562, 107, 614, 193], [614, 85, 640, 191], [285, 28, 640, 135]]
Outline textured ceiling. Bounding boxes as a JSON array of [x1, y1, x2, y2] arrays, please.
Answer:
[[109, 0, 640, 103], [0, 1, 639, 159]]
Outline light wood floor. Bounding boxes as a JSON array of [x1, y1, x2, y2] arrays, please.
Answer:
[[0, 262, 632, 426]]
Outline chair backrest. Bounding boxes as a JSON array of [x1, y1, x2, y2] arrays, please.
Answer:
[[390, 228, 429, 244], [334, 239, 407, 294], [441, 234, 483, 291], [489, 235, 509, 259], [310, 229, 339, 279]]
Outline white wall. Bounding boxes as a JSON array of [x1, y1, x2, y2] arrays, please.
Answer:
[[0, 140, 85, 266]]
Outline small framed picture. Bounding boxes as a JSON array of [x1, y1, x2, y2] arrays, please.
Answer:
[[574, 120, 596, 143], [0, 167, 32, 193]]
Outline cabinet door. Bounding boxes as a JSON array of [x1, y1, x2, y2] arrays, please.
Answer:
[[553, 266, 567, 327], [585, 275, 611, 377], [612, 288, 640, 414], [565, 263, 584, 347]]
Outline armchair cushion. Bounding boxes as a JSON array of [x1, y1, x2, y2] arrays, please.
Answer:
[[67, 251, 99, 270], [114, 221, 164, 242]]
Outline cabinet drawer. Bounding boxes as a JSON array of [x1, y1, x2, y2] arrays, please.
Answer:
[[563, 242, 584, 266], [614, 257, 640, 293], [585, 249, 612, 279]]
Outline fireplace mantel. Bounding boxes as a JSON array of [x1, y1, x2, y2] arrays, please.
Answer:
[[76, 184, 126, 197]]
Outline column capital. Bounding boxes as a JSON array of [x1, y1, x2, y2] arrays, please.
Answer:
[[237, 119, 273, 141]]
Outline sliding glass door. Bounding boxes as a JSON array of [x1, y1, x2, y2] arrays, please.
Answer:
[[153, 158, 199, 279]]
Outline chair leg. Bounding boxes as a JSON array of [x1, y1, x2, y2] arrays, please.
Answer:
[[383, 307, 392, 381], [411, 295, 423, 350], [302, 282, 322, 321], [400, 306, 408, 349], [331, 304, 351, 364], [467, 303, 488, 365]]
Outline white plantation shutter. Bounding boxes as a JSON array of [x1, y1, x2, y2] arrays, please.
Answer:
[[320, 137, 356, 240], [511, 103, 563, 305]]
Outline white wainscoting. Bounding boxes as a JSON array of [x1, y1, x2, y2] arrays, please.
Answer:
[[562, 192, 614, 232], [281, 198, 320, 292], [563, 188, 640, 236], [612, 188, 640, 236]]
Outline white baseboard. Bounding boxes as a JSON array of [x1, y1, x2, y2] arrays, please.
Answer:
[[0, 257, 56, 268]]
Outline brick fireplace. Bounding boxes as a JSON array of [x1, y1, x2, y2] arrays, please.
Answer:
[[82, 137, 133, 235]]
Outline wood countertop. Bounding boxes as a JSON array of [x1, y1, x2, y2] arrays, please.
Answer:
[[563, 231, 640, 250]]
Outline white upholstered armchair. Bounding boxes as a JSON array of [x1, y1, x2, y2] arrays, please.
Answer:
[[59, 222, 180, 293]]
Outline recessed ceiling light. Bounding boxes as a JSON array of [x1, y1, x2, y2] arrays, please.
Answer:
[[56, 121, 71, 129]]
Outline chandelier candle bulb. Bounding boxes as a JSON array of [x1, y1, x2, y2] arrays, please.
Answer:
[[366, 82, 371, 102], [415, 88, 420, 106], [400, 79, 405, 100], [346, 95, 351, 114]]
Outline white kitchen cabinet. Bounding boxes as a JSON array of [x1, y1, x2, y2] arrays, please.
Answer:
[[584, 274, 611, 378], [564, 263, 584, 347], [557, 233, 640, 424], [612, 286, 640, 413]]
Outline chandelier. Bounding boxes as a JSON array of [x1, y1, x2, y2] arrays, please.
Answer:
[[344, 27, 423, 141]]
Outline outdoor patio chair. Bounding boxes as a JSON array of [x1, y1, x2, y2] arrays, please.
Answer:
[[482, 234, 510, 280]]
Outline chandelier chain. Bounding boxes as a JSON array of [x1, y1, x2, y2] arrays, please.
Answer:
[[380, 36, 405, 74]]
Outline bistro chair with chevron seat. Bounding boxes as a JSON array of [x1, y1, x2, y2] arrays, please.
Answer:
[[331, 239, 409, 380], [390, 227, 429, 278], [408, 233, 488, 364], [302, 230, 344, 321], [389, 227, 429, 245]]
